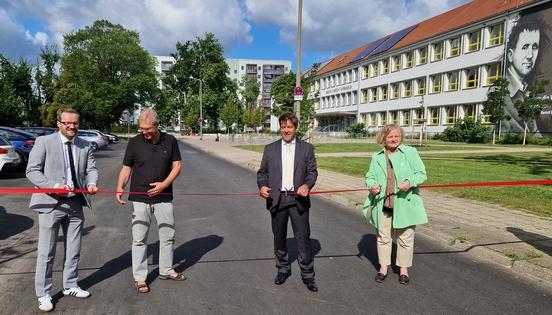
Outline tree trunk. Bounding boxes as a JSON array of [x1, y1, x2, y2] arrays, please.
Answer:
[[523, 123, 527, 145]]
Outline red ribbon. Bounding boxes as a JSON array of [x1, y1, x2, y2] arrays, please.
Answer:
[[0, 179, 550, 196]]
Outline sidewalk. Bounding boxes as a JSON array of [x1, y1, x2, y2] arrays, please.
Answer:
[[181, 134, 552, 290]]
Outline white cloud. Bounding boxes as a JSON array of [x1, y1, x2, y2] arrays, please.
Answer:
[[243, 0, 470, 54], [25, 31, 49, 46]]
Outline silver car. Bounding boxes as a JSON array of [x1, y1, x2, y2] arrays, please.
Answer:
[[0, 134, 21, 172], [77, 130, 109, 150]]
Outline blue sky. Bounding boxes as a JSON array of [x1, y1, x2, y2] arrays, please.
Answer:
[[0, 0, 469, 72]]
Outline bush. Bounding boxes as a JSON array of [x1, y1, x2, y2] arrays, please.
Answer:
[[497, 133, 552, 146], [111, 124, 137, 133], [440, 118, 492, 143], [346, 123, 368, 138]]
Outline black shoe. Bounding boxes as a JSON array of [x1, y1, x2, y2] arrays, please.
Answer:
[[302, 278, 318, 292], [274, 272, 291, 285], [399, 274, 410, 285], [374, 272, 388, 283]]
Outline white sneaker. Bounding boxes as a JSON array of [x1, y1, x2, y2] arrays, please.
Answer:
[[38, 295, 53, 312], [62, 287, 91, 298]]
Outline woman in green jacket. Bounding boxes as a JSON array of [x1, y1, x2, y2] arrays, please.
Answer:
[[363, 124, 428, 285]]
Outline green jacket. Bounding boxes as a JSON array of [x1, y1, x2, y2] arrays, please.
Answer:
[[363, 144, 428, 229]]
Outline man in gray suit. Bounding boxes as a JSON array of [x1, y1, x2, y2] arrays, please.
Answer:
[[26, 108, 98, 312], [257, 112, 319, 292]]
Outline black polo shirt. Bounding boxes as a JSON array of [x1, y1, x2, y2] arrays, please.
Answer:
[[123, 132, 181, 203]]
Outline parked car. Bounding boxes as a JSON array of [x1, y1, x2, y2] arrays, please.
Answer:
[[89, 129, 118, 143], [77, 130, 109, 150], [19, 126, 57, 136], [0, 126, 36, 164], [0, 134, 21, 172]]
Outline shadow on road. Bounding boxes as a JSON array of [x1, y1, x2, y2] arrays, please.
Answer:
[[357, 234, 379, 271], [506, 227, 552, 256], [0, 206, 34, 240], [286, 238, 321, 264]]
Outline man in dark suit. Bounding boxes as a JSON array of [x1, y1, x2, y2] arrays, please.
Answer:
[[257, 112, 319, 292], [26, 108, 98, 312]]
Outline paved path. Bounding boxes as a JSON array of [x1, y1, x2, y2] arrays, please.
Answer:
[[184, 135, 552, 290]]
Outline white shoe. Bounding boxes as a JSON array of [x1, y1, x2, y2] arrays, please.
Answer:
[[62, 287, 91, 298], [38, 295, 53, 312]]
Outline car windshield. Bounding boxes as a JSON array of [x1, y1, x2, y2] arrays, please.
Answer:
[[0, 135, 10, 145]]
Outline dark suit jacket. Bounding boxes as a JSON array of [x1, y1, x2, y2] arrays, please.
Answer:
[[257, 138, 318, 212]]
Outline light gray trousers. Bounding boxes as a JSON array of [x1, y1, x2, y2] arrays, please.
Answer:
[[35, 197, 84, 297], [131, 202, 175, 281]]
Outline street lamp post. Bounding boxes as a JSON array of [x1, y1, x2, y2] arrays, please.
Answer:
[[190, 76, 203, 140], [294, 0, 303, 120]]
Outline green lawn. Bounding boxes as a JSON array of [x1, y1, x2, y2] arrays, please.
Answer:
[[235, 142, 500, 154], [317, 152, 552, 217]]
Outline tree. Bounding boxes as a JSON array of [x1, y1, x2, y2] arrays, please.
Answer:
[[166, 33, 236, 131], [482, 78, 509, 144], [220, 94, 239, 133], [53, 20, 159, 130], [0, 54, 35, 126], [514, 79, 552, 145], [35, 45, 61, 126], [242, 105, 265, 132], [240, 74, 260, 107]]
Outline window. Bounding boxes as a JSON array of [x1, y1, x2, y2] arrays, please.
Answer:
[[446, 71, 459, 91], [380, 85, 388, 101], [369, 113, 376, 127], [390, 83, 399, 99], [414, 108, 425, 125], [415, 78, 426, 95], [467, 30, 481, 52], [430, 74, 442, 93], [379, 112, 387, 126], [371, 63, 379, 77], [390, 111, 398, 124], [234, 69, 237, 74], [404, 51, 413, 68], [241, 66, 244, 70], [432, 42, 443, 61], [488, 23, 504, 47], [402, 110, 411, 126], [445, 106, 457, 124], [448, 36, 461, 57], [429, 107, 440, 125], [464, 104, 476, 119], [418, 47, 427, 65], [484, 63, 501, 86], [362, 65, 369, 79], [361, 89, 368, 103], [381, 59, 389, 74], [370, 88, 377, 102], [464, 67, 479, 89], [403, 81, 412, 98], [352, 92, 357, 105], [352, 69, 357, 81], [392, 55, 401, 72]]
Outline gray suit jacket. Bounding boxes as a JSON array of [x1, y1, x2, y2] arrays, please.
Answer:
[[257, 138, 318, 212], [26, 132, 98, 213]]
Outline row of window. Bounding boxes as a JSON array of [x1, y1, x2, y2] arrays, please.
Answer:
[[319, 92, 358, 109], [361, 104, 490, 127], [318, 22, 504, 91], [359, 62, 501, 103]]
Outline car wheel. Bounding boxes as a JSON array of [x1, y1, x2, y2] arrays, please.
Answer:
[[16, 151, 26, 170], [91, 142, 98, 150]]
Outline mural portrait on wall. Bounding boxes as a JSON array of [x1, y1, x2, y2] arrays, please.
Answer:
[[504, 2, 552, 136]]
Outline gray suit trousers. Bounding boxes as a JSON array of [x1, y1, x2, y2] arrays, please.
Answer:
[[35, 197, 84, 297]]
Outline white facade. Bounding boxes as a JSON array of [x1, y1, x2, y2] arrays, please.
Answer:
[[154, 55, 176, 89], [226, 58, 291, 131], [313, 10, 520, 135]]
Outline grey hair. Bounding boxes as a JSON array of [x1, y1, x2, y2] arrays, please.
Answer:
[[139, 108, 159, 125]]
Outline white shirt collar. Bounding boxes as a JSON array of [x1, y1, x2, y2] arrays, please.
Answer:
[[281, 138, 296, 146], [507, 67, 527, 98], [59, 132, 75, 144]]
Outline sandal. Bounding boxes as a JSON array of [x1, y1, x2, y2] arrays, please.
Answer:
[[158, 272, 187, 281], [134, 281, 150, 293]]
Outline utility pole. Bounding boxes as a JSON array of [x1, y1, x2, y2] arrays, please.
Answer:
[[294, 0, 303, 120]]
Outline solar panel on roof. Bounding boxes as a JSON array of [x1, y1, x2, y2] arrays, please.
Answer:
[[349, 36, 390, 64], [370, 24, 417, 57]]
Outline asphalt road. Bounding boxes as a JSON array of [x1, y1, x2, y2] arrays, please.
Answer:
[[0, 140, 551, 314]]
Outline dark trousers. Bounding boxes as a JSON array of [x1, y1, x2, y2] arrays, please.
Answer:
[[271, 195, 314, 279]]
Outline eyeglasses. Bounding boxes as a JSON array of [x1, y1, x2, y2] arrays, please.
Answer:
[[58, 121, 80, 127]]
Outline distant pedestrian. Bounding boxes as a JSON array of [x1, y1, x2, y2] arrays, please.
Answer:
[[257, 112, 319, 292], [26, 108, 99, 312], [363, 124, 428, 285], [115, 108, 185, 294]]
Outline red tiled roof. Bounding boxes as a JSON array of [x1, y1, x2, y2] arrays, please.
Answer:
[[393, 0, 535, 50], [317, 0, 536, 76]]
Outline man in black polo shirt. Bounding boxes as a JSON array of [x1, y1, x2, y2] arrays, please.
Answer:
[[116, 109, 184, 294]]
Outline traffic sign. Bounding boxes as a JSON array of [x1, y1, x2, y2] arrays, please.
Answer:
[[294, 95, 304, 101], [294, 86, 303, 96]]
